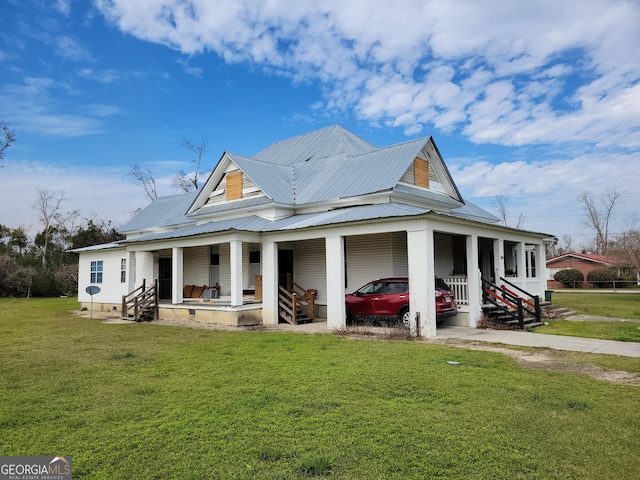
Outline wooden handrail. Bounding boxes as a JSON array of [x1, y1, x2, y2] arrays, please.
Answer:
[[482, 277, 541, 326], [279, 280, 315, 325], [122, 279, 158, 322]]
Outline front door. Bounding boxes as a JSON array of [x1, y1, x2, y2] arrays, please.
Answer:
[[159, 258, 172, 299], [278, 249, 294, 289]]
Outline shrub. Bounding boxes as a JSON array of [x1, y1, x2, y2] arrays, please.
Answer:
[[587, 268, 617, 288], [553, 268, 584, 287]]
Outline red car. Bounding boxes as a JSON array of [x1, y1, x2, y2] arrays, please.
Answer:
[[345, 277, 457, 325]]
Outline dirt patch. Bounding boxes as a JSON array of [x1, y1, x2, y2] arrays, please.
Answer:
[[436, 338, 640, 386]]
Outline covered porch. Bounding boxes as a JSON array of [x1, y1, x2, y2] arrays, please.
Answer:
[[121, 215, 548, 336]]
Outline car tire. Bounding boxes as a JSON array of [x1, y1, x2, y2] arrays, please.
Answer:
[[398, 307, 410, 326]]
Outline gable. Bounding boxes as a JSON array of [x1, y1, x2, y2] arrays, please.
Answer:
[[205, 162, 263, 206], [399, 157, 449, 194], [395, 139, 461, 201]]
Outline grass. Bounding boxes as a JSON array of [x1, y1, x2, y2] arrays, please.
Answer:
[[534, 292, 640, 341], [533, 320, 640, 342], [551, 292, 640, 319], [1, 298, 639, 479]]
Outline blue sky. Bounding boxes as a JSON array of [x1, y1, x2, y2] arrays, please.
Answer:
[[1, 0, 639, 249]]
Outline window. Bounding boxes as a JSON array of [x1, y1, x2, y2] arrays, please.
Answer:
[[90, 260, 103, 284], [120, 259, 126, 283]]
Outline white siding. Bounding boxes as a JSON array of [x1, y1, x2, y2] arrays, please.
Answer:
[[135, 251, 155, 289], [77, 249, 129, 304], [184, 246, 210, 286], [392, 231, 408, 276], [345, 233, 394, 292], [293, 238, 327, 303], [434, 233, 454, 276]]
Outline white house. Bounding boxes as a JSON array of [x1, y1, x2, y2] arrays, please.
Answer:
[[74, 125, 552, 337]]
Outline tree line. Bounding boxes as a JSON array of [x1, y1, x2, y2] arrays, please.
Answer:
[[0, 188, 122, 298]]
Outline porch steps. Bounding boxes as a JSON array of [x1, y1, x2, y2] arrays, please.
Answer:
[[279, 305, 313, 325], [122, 306, 156, 322], [541, 304, 577, 319], [481, 304, 541, 330]]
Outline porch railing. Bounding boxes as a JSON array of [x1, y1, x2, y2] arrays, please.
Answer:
[[278, 274, 316, 324], [482, 277, 541, 328], [122, 279, 158, 322], [441, 275, 469, 306]]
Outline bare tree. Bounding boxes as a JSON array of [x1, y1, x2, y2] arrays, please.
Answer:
[[609, 214, 640, 273], [0, 121, 16, 166], [577, 188, 622, 254], [33, 188, 65, 268], [173, 135, 209, 193], [492, 195, 525, 228], [130, 163, 158, 202]]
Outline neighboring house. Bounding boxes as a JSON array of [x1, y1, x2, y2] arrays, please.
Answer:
[[546, 252, 626, 288], [74, 125, 552, 337]]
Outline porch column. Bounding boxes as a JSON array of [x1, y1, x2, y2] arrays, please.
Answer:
[[229, 240, 243, 307], [261, 240, 278, 325], [493, 238, 504, 282], [326, 235, 346, 330], [466, 234, 482, 327], [535, 242, 547, 294], [517, 242, 526, 281], [171, 247, 184, 304], [408, 227, 436, 337]]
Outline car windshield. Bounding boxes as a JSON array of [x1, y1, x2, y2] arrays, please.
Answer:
[[435, 278, 451, 291]]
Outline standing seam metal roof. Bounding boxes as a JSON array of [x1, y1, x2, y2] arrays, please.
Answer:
[[252, 124, 377, 165]]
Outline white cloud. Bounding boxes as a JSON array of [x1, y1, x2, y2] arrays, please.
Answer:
[[55, 0, 71, 16], [449, 150, 640, 242], [0, 77, 117, 137], [55, 35, 93, 61], [93, 0, 640, 150], [76, 67, 144, 84], [176, 58, 203, 77]]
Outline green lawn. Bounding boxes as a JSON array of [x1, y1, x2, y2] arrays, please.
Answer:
[[533, 320, 640, 342], [534, 292, 640, 341], [551, 292, 640, 319], [1, 298, 639, 479]]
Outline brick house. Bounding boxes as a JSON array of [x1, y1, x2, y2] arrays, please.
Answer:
[[546, 252, 624, 288]]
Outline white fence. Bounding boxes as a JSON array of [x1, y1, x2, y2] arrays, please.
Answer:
[[442, 276, 469, 306]]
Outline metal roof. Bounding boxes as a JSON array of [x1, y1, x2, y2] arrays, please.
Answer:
[[190, 196, 274, 217], [122, 216, 273, 243], [69, 241, 124, 253], [118, 126, 501, 238], [119, 191, 198, 233], [263, 203, 430, 231], [253, 124, 377, 166], [226, 153, 294, 203], [293, 138, 429, 204], [123, 203, 431, 244]]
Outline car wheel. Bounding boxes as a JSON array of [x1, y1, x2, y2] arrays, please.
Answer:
[[399, 308, 410, 326]]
